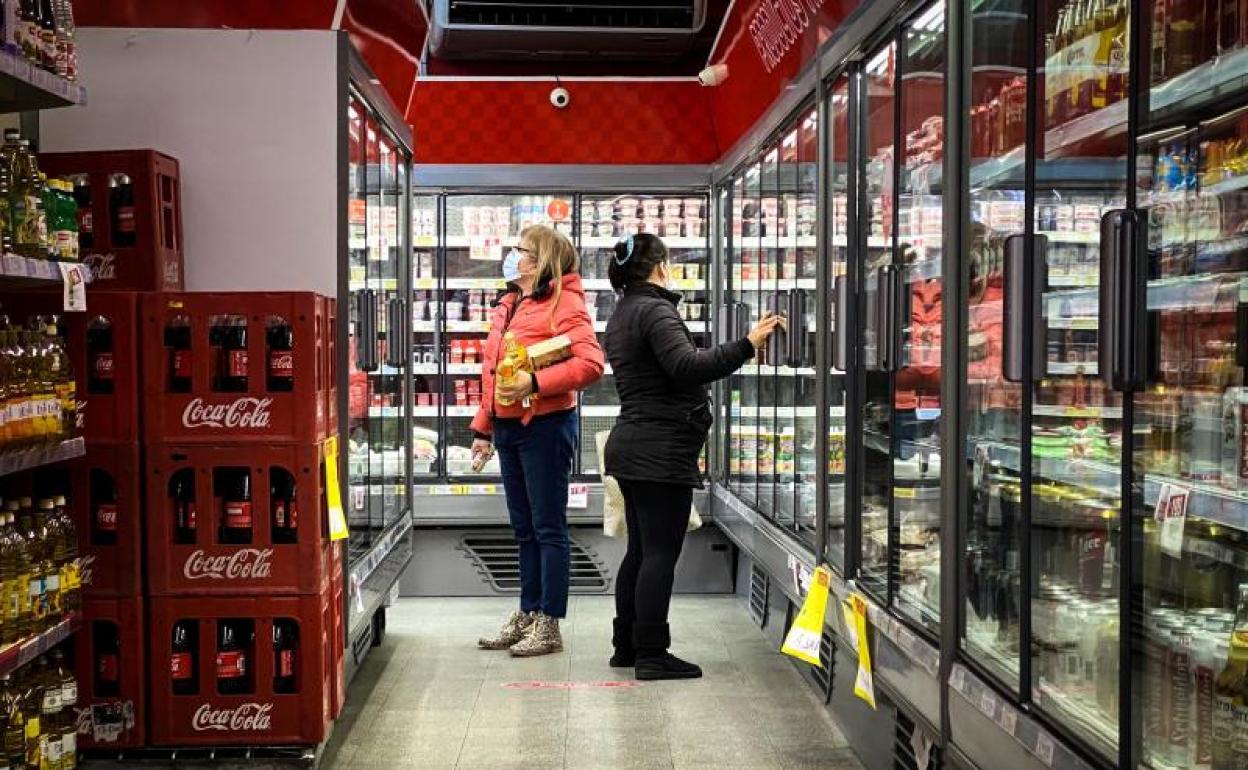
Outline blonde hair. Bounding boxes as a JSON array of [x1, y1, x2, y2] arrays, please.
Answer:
[[520, 224, 580, 331]]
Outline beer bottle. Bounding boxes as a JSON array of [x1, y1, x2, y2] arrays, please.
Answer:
[[1214, 585, 1248, 768], [171, 469, 196, 546], [170, 620, 197, 696]]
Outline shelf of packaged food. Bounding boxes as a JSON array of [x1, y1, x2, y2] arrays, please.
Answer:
[[0, 613, 79, 678], [350, 278, 400, 292], [0, 254, 89, 287], [739, 365, 818, 377], [970, 145, 1025, 189], [581, 236, 709, 250], [1047, 274, 1099, 287], [0, 49, 86, 112], [436, 321, 491, 333], [728, 275, 819, 290], [1045, 362, 1099, 376], [973, 440, 1120, 497], [1044, 99, 1128, 160], [1144, 475, 1248, 535], [1046, 317, 1098, 330], [1032, 404, 1120, 419], [0, 437, 86, 478], [1149, 44, 1248, 123], [730, 406, 827, 419], [368, 407, 405, 419], [1146, 271, 1246, 311], [1041, 230, 1101, 245], [409, 277, 509, 291], [582, 278, 706, 292]]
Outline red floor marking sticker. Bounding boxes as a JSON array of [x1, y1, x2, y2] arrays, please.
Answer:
[[501, 681, 640, 690]]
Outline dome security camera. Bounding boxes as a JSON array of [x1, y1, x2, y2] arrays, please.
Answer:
[[550, 86, 571, 109]]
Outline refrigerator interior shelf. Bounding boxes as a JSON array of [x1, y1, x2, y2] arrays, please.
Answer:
[[1045, 317, 1098, 330], [739, 365, 818, 376], [1040, 230, 1100, 245], [368, 406, 405, 419], [730, 405, 824, 419], [1146, 272, 1247, 311], [1143, 475, 1248, 535], [974, 441, 1120, 498], [970, 145, 1025, 190], [1032, 404, 1121, 419], [410, 363, 482, 375], [414, 483, 503, 496], [1045, 362, 1099, 376], [729, 274, 819, 290], [1033, 683, 1117, 760], [582, 278, 706, 292], [1044, 99, 1128, 160], [351, 278, 399, 292], [446, 406, 477, 417], [1148, 43, 1248, 121], [581, 236, 708, 250], [1047, 274, 1099, 288]]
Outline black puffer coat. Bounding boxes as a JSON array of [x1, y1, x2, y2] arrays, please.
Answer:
[[603, 282, 755, 487]]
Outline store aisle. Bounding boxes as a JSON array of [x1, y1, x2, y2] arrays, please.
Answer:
[[321, 596, 861, 770]]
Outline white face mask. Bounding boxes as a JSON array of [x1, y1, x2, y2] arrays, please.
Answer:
[[503, 249, 525, 282]]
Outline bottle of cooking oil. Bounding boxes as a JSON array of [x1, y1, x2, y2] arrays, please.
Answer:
[[50, 649, 73, 770], [1, 675, 24, 770], [35, 501, 57, 627], [51, 498, 75, 620], [36, 655, 60, 770], [20, 658, 43, 770]]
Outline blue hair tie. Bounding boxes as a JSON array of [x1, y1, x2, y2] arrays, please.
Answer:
[[613, 234, 635, 266]]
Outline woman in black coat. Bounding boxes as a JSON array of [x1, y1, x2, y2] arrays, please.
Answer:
[[603, 233, 784, 680]]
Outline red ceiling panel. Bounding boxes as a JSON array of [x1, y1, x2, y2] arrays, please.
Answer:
[[73, 0, 339, 29], [341, 0, 427, 119], [707, 0, 862, 155], [409, 80, 718, 165]]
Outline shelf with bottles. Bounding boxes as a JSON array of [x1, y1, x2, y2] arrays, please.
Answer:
[[738, 364, 817, 377], [0, 437, 84, 478], [730, 405, 828, 419], [1148, 19, 1248, 124], [972, 439, 1120, 498], [0, 612, 79, 679], [0, 0, 86, 113], [1033, 680, 1118, 761], [0, 253, 87, 288], [580, 277, 707, 292]]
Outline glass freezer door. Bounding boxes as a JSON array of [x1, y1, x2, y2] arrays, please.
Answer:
[[411, 193, 440, 478], [827, 76, 851, 573], [789, 107, 820, 546], [731, 165, 765, 507], [1132, 97, 1248, 770], [579, 193, 711, 478]]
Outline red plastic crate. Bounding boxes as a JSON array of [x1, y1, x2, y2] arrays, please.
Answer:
[[39, 150, 184, 291], [0, 290, 144, 442], [141, 292, 333, 444], [329, 578, 345, 719], [147, 590, 333, 747], [144, 442, 333, 596], [324, 300, 339, 442], [75, 596, 145, 750], [68, 442, 143, 597]]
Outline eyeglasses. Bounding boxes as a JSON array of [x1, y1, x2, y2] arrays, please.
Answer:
[[513, 246, 535, 256]]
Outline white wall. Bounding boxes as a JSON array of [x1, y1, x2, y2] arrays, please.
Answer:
[[40, 28, 340, 294]]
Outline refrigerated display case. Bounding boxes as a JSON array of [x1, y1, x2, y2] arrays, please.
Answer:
[[403, 189, 709, 519], [339, 50, 414, 662], [723, 104, 823, 552]]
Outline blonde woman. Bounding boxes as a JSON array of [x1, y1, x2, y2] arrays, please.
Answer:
[[472, 224, 604, 656]]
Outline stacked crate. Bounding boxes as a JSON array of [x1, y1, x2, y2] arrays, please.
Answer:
[[139, 292, 342, 747], [37, 150, 187, 752]]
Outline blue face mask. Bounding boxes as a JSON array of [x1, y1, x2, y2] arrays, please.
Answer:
[[503, 248, 525, 282]]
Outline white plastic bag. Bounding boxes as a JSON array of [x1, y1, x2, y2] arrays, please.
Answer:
[[596, 429, 701, 538]]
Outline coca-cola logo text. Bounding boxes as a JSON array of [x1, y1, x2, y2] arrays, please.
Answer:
[[181, 397, 273, 430], [84, 253, 117, 282], [184, 548, 273, 580], [269, 352, 294, 374], [191, 703, 273, 732]]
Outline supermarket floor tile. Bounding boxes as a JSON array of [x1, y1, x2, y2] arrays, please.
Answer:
[[320, 596, 862, 770]]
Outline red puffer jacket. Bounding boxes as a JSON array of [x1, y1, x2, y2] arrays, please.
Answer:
[[470, 272, 604, 436]]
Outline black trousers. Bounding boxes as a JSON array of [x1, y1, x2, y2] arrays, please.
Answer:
[[614, 479, 693, 627]]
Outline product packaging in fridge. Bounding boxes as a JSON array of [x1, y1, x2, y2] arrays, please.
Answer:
[[1222, 387, 1248, 491]]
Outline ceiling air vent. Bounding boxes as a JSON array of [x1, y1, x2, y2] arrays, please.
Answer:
[[430, 0, 707, 61]]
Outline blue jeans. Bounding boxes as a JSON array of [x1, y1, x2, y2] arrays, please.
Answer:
[[493, 409, 577, 619]]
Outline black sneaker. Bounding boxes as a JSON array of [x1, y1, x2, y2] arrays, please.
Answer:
[[635, 653, 702, 681]]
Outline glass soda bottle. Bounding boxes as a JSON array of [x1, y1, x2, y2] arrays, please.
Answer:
[[107, 174, 134, 248], [92, 622, 118, 699], [1214, 585, 1248, 768], [220, 470, 252, 545], [171, 469, 196, 545], [216, 621, 249, 695], [170, 621, 197, 696], [85, 316, 113, 396], [165, 316, 192, 394], [272, 620, 297, 694], [270, 469, 297, 545]]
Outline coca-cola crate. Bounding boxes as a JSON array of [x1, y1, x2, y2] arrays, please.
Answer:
[[40, 150, 184, 291], [147, 590, 334, 747], [141, 292, 333, 445], [68, 442, 143, 597], [144, 442, 333, 596], [0, 290, 145, 442], [323, 300, 338, 441], [75, 596, 145, 750]]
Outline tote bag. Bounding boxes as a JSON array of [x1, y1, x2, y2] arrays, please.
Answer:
[[596, 429, 702, 538]]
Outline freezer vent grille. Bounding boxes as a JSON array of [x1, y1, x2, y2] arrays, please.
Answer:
[[460, 534, 609, 592], [447, 1, 697, 29], [809, 631, 835, 697], [749, 565, 769, 628], [893, 708, 941, 770]]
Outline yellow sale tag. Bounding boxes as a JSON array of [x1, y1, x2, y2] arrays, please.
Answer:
[[781, 565, 832, 667], [324, 437, 349, 542], [841, 593, 876, 709]]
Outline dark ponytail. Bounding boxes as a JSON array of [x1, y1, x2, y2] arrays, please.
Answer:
[[607, 232, 668, 291]]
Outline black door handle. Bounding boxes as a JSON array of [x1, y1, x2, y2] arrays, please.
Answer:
[[356, 290, 378, 373], [787, 290, 808, 368], [766, 292, 788, 366], [875, 265, 899, 372], [833, 275, 848, 373], [1003, 234, 1049, 383], [1099, 210, 1145, 391]]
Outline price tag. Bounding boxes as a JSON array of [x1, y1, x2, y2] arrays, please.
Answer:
[[1156, 482, 1190, 558], [59, 263, 87, 312], [413, 277, 435, 290], [1036, 734, 1055, 767], [567, 483, 589, 510], [782, 565, 833, 668], [414, 235, 436, 248], [3, 253, 23, 276], [998, 707, 1017, 735], [979, 689, 996, 717], [949, 666, 966, 692], [352, 486, 366, 511], [351, 571, 366, 613], [324, 437, 349, 541], [469, 236, 502, 261]]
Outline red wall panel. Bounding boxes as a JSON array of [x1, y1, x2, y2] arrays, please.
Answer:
[[341, 0, 427, 120], [409, 80, 719, 165], [708, 0, 862, 155]]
